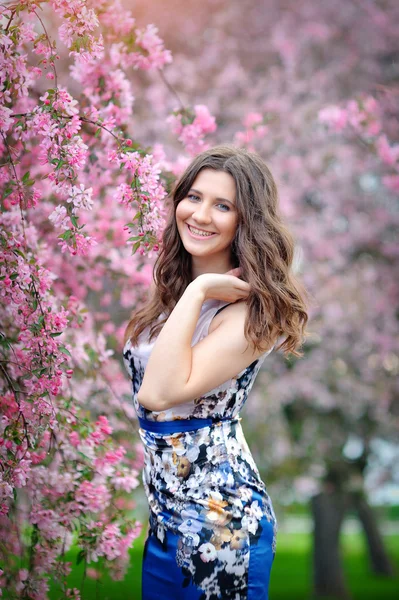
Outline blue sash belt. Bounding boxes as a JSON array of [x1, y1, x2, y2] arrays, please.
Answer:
[[138, 415, 240, 434]]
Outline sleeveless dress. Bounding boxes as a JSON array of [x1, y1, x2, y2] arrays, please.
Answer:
[[123, 299, 278, 600]]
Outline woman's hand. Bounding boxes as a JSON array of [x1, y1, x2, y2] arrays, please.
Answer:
[[191, 268, 250, 303]]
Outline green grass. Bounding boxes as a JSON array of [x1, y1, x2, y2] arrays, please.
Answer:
[[270, 533, 399, 600], [49, 531, 399, 600]]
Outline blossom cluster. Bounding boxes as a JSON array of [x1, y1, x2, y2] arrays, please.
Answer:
[[0, 205, 144, 596], [234, 112, 270, 151], [319, 96, 399, 193], [112, 149, 167, 253], [167, 104, 217, 156]]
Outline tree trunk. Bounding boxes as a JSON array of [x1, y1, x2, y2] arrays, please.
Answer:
[[311, 491, 351, 599], [352, 492, 395, 576]]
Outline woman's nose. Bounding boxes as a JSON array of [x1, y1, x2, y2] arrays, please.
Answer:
[[192, 202, 212, 224]]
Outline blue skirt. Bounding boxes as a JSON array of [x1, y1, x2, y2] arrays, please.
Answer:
[[138, 416, 277, 600]]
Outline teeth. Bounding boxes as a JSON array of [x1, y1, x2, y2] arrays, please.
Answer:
[[188, 225, 214, 237]]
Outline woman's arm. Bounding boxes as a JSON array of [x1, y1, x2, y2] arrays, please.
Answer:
[[137, 271, 267, 411]]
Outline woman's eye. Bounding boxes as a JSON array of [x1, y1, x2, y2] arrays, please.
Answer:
[[217, 203, 230, 211], [187, 194, 200, 201]]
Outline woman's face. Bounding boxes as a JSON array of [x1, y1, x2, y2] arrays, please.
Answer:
[[175, 169, 238, 266]]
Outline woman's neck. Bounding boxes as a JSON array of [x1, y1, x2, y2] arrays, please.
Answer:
[[190, 254, 234, 279]]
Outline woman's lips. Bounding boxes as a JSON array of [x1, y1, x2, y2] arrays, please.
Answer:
[[186, 223, 217, 240]]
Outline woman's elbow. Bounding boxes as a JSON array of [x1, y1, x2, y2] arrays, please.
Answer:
[[137, 388, 168, 412]]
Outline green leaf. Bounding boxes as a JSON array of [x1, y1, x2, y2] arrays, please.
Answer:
[[0, 336, 12, 348], [3, 187, 14, 199], [50, 332, 63, 337], [70, 215, 79, 228], [59, 346, 72, 357], [58, 230, 73, 241], [22, 171, 31, 184], [13, 248, 26, 258], [132, 241, 141, 254], [76, 550, 86, 565]]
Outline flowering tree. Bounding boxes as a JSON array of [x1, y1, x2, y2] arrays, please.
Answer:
[[0, 1, 218, 597]]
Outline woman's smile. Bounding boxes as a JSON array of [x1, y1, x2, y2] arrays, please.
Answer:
[[186, 224, 218, 239]]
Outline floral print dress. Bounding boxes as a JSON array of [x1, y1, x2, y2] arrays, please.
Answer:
[[123, 299, 277, 600]]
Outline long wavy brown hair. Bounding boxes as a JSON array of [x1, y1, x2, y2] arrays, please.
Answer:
[[124, 145, 310, 357]]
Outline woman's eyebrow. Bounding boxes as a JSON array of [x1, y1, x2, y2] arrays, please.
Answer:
[[189, 188, 235, 205]]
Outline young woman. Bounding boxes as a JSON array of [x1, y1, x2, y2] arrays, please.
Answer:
[[123, 145, 309, 600]]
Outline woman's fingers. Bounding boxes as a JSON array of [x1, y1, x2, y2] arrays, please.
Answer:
[[236, 278, 250, 290], [225, 267, 242, 277], [235, 282, 250, 299], [196, 271, 250, 302]]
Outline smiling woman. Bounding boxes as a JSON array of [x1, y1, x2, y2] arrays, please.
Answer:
[[175, 169, 238, 278], [122, 145, 309, 600]]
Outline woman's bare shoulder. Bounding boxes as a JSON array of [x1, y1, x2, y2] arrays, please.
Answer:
[[208, 300, 247, 335]]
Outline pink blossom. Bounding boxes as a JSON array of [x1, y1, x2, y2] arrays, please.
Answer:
[[64, 137, 89, 170], [376, 135, 399, 166], [59, 232, 97, 256], [168, 105, 217, 156], [65, 588, 81, 600], [75, 481, 111, 513], [318, 105, 348, 131], [48, 205, 70, 230], [67, 184, 94, 211], [96, 415, 113, 436], [115, 183, 134, 206], [96, 523, 122, 560], [0, 106, 14, 134], [86, 567, 101, 579], [130, 24, 172, 70], [132, 442, 145, 470], [382, 175, 399, 192], [57, 3, 100, 54], [69, 432, 80, 447], [103, 447, 126, 465], [243, 112, 263, 128], [111, 472, 139, 492], [193, 105, 217, 134]]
